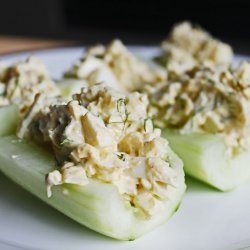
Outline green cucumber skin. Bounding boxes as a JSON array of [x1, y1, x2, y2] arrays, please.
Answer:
[[0, 105, 19, 136], [0, 135, 186, 240], [163, 130, 250, 191]]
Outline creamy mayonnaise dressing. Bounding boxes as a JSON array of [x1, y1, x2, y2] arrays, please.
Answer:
[[160, 22, 233, 77], [64, 39, 166, 92], [0, 56, 59, 114], [146, 62, 250, 156], [18, 83, 181, 217]]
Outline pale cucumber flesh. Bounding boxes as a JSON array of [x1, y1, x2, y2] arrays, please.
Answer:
[[163, 130, 250, 191], [0, 135, 186, 240], [56, 79, 87, 100], [0, 105, 18, 136]]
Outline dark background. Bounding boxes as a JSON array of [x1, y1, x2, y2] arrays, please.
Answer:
[[0, 0, 250, 53]]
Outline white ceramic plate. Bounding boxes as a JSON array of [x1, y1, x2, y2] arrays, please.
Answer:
[[0, 47, 250, 250]]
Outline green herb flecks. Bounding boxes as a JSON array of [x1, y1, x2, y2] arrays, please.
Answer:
[[116, 98, 129, 128], [60, 138, 75, 147], [117, 153, 126, 162]]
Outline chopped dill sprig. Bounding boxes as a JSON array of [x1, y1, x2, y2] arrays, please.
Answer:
[[117, 153, 126, 162], [116, 98, 129, 127], [60, 138, 75, 146]]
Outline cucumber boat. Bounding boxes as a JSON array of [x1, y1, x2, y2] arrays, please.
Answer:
[[163, 130, 250, 191], [0, 135, 185, 240], [0, 83, 186, 240], [147, 61, 250, 191]]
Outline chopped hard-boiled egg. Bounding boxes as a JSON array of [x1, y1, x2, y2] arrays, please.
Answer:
[[0, 56, 60, 114], [18, 83, 181, 217], [160, 22, 233, 77], [64, 40, 166, 92], [146, 62, 250, 156]]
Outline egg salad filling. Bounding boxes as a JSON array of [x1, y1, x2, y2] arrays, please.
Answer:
[[0, 56, 59, 114], [18, 83, 181, 217], [64, 39, 166, 92], [160, 22, 233, 78], [145, 62, 250, 157]]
